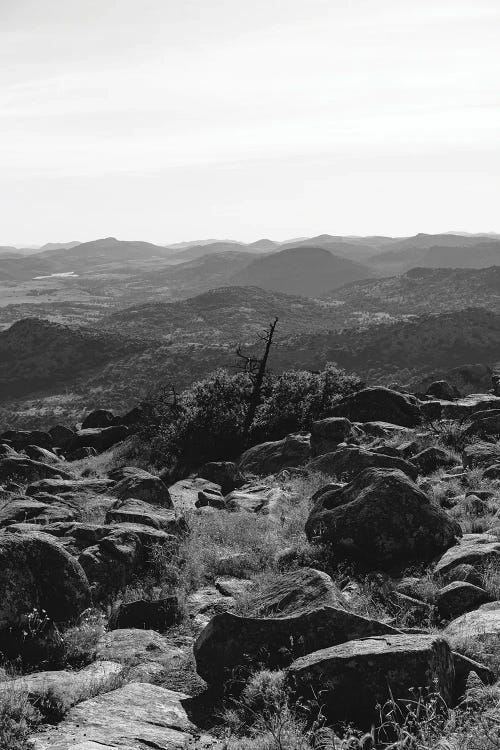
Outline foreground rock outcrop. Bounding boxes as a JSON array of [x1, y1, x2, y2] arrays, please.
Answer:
[[306, 468, 461, 569]]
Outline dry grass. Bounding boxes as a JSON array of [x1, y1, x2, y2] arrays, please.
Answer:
[[0, 688, 39, 750]]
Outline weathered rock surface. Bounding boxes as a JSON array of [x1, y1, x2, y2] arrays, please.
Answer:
[[26, 478, 113, 496], [287, 634, 455, 726], [0, 496, 79, 527], [194, 606, 399, 684], [96, 629, 185, 669], [0, 531, 91, 628], [168, 477, 222, 513], [436, 581, 491, 620], [0, 661, 123, 709], [32, 682, 217, 750], [24, 445, 61, 464], [67, 425, 129, 454], [81, 409, 115, 429], [238, 432, 311, 475], [330, 387, 421, 427], [425, 380, 460, 401], [306, 468, 461, 569], [306, 445, 418, 481]]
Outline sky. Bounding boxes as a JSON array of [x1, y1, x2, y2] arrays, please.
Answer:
[[1, 0, 499, 246]]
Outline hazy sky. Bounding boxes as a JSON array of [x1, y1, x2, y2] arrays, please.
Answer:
[[1, 0, 499, 245]]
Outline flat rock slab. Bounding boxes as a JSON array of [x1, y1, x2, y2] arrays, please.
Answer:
[[445, 601, 500, 645], [32, 682, 219, 750], [26, 478, 114, 496], [434, 535, 500, 578], [168, 478, 221, 513], [0, 661, 123, 708]]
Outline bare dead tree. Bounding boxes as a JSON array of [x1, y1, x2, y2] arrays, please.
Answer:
[[236, 317, 279, 444]]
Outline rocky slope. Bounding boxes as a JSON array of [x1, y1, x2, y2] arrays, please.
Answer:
[[0, 384, 498, 748]]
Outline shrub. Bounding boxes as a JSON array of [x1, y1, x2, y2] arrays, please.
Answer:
[[146, 364, 361, 473], [0, 689, 40, 750]]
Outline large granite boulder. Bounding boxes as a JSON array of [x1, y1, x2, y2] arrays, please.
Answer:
[[329, 387, 421, 428], [66, 425, 129, 454], [81, 409, 115, 429], [0, 531, 91, 628], [305, 468, 461, 570], [306, 446, 418, 481], [444, 602, 500, 658], [105, 498, 185, 534], [436, 581, 491, 620], [197, 461, 245, 494], [238, 433, 311, 475], [434, 534, 500, 578], [287, 634, 454, 727]]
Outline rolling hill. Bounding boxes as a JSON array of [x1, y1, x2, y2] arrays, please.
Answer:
[[229, 246, 376, 296], [370, 234, 500, 273], [98, 286, 341, 343], [324, 266, 500, 317]]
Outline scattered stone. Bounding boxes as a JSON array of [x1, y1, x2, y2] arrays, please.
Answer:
[[195, 487, 226, 509], [287, 634, 454, 727], [306, 468, 461, 570]]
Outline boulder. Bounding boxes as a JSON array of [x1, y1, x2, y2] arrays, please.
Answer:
[[224, 483, 284, 514], [425, 380, 460, 400], [26, 477, 113, 496], [287, 634, 454, 727], [31, 682, 214, 750], [238, 433, 311, 475], [198, 461, 245, 494], [105, 498, 185, 535], [436, 581, 491, 620], [109, 597, 180, 631], [440, 394, 500, 420], [305, 468, 461, 570], [111, 470, 172, 507], [0, 457, 72, 484], [0, 430, 53, 451], [0, 497, 79, 527], [195, 486, 226, 509], [463, 410, 500, 438], [240, 568, 350, 617], [49, 424, 76, 450], [0, 531, 91, 628], [330, 387, 421, 428], [306, 446, 418, 481], [483, 463, 500, 480], [434, 535, 500, 578], [24, 445, 61, 464], [67, 425, 129, 454], [310, 418, 353, 457], [194, 606, 399, 684], [81, 409, 115, 429], [78, 528, 145, 595], [445, 602, 500, 655], [463, 442, 500, 469], [412, 446, 456, 475], [66, 446, 97, 461]]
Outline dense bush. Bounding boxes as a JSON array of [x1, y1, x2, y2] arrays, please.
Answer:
[[145, 363, 361, 473]]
